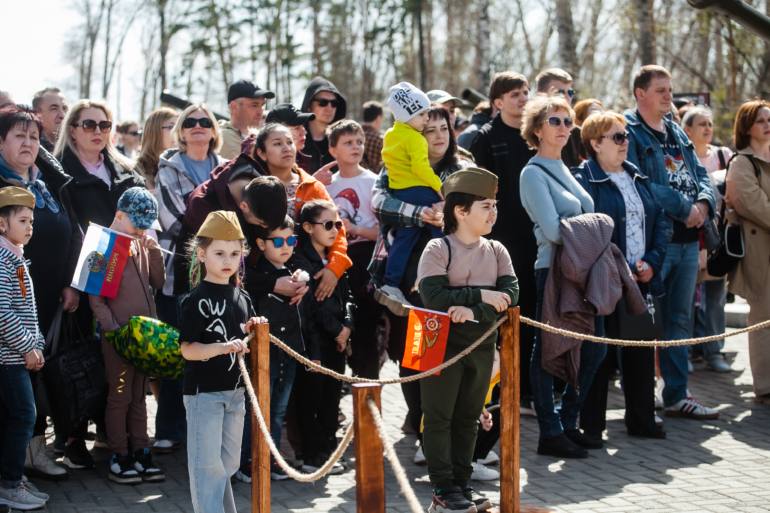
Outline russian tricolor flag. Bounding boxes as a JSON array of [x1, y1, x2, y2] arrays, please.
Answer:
[[71, 224, 132, 298]]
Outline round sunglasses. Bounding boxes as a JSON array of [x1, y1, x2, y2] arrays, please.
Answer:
[[600, 131, 630, 145], [312, 99, 339, 108], [547, 116, 574, 129], [182, 117, 214, 129], [265, 236, 297, 248], [557, 88, 576, 98], [310, 220, 343, 231], [73, 120, 112, 132]]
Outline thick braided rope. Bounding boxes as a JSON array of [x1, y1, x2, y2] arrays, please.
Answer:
[[520, 316, 770, 347], [366, 397, 423, 513], [247, 314, 508, 385], [237, 355, 354, 482]]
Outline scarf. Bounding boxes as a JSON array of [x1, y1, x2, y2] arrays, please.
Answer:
[[0, 234, 23, 259], [0, 154, 60, 213]]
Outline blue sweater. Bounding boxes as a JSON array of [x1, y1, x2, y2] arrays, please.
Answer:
[[519, 156, 594, 269]]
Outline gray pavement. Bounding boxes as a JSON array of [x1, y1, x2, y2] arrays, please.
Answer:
[[29, 329, 770, 512]]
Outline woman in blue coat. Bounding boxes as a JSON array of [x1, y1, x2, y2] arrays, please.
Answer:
[[572, 111, 667, 440]]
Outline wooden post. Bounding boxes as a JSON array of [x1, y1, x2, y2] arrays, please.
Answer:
[[250, 323, 271, 513], [352, 384, 385, 513]]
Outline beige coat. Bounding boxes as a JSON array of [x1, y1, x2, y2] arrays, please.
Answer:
[[725, 147, 770, 301]]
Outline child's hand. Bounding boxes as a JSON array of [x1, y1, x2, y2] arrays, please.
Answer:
[[314, 268, 339, 301], [335, 327, 351, 352], [479, 410, 493, 431], [137, 234, 159, 250], [448, 306, 474, 323], [243, 316, 269, 335], [313, 161, 337, 186], [480, 290, 511, 312], [23, 349, 43, 371], [222, 338, 250, 355]]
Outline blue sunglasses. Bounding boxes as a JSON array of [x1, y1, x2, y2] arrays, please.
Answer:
[[265, 236, 298, 248]]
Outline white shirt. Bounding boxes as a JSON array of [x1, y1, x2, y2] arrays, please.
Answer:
[[326, 169, 379, 244], [608, 171, 646, 265]]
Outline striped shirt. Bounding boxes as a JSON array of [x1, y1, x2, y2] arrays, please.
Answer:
[[0, 247, 44, 364]]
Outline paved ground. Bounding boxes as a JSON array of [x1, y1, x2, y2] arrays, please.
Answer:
[[30, 329, 770, 512]]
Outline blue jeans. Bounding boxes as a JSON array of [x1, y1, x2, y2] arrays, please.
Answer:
[[0, 365, 36, 489], [383, 186, 443, 287], [241, 354, 297, 466], [658, 242, 700, 406], [530, 269, 608, 439], [692, 280, 727, 360], [154, 292, 187, 441], [184, 388, 245, 513]]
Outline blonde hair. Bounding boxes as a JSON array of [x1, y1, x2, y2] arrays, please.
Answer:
[[172, 103, 222, 155], [54, 99, 135, 170], [581, 111, 627, 159], [521, 93, 575, 150], [136, 107, 178, 177]]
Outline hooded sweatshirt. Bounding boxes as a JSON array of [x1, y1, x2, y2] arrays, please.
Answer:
[[301, 77, 348, 174]]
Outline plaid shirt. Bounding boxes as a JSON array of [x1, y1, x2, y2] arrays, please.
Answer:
[[362, 125, 384, 173]]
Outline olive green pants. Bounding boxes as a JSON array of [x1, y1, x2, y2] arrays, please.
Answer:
[[421, 342, 495, 489]]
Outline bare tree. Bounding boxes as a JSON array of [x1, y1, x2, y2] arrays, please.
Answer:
[[634, 0, 656, 64], [476, 0, 490, 92], [554, 0, 579, 78]]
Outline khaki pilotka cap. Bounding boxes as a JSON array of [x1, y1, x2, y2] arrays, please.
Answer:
[[197, 211, 245, 240], [0, 187, 35, 210], [440, 167, 498, 200]]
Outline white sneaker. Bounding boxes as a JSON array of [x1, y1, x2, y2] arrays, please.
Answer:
[[0, 484, 47, 510], [25, 436, 68, 482], [477, 451, 499, 466], [20, 477, 49, 502], [654, 396, 663, 410], [414, 446, 426, 465], [152, 439, 180, 453], [687, 360, 693, 373], [664, 397, 719, 420], [471, 462, 499, 481], [655, 415, 663, 427], [374, 285, 411, 317]]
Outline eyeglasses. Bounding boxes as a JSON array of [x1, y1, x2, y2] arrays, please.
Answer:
[[181, 117, 214, 129], [557, 89, 575, 98], [311, 220, 343, 231], [600, 131, 630, 145], [73, 120, 112, 132], [546, 117, 574, 129], [312, 99, 339, 108], [265, 236, 298, 248]]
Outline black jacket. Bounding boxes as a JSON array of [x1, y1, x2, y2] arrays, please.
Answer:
[[301, 77, 347, 174], [58, 146, 145, 232]]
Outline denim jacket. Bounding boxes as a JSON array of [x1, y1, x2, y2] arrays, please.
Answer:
[[572, 158, 667, 297], [623, 109, 716, 242]]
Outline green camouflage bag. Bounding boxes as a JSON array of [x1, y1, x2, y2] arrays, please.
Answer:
[[105, 317, 184, 379]]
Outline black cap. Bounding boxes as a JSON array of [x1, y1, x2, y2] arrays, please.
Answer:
[[227, 79, 275, 103], [265, 103, 315, 126]]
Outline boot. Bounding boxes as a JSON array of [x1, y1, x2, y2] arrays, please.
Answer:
[[25, 436, 69, 481]]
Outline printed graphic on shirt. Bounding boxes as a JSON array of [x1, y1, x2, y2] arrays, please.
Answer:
[[665, 153, 696, 201], [326, 170, 378, 245]]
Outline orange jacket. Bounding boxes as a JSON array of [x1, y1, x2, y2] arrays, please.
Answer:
[[294, 167, 352, 278]]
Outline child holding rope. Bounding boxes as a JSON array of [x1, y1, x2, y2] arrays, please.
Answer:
[[417, 167, 518, 513], [179, 211, 267, 513]]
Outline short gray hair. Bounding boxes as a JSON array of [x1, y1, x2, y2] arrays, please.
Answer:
[[682, 105, 713, 128]]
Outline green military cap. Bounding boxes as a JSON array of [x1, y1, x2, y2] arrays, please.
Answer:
[[440, 167, 498, 200], [197, 211, 245, 240], [0, 187, 35, 210]]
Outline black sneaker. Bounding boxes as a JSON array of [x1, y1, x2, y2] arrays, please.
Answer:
[[235, 461, 252, 483], [301, 453, 344, 475], [109, 454, 142, 484], [564, 429, 603, 449], [428, 485, 477, 513], [132, 448, 165, 482], [62, 439, 94, 469], [270, 461, 290, 481], [0, 503, 9, 513], [462, 487, 491, 512], [536, 433, 588, 459]]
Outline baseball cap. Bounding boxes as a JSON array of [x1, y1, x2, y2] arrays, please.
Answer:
[[266, 103, 316, 126], [117, 187, 162, 231], [427, 90, 464, 108], [227, 80, 276, 104]]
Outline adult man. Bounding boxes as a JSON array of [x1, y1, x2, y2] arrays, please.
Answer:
[[457, 101, 497, 150], [470, 71, 537, 416], [535, 68, 584, 167], [300, 77, 347, 177], [219, 79, 275, 159], [360, 101, 384, 173], [32, 88, 69, 152], [624, 65, 718, 420], [0, 90, 12, 108]]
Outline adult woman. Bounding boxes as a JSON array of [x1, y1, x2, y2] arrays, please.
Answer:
[[134, 108, 178, 195], [682, 106, 733, 372], [0, 105, 80, 482], [519, 94, 597, 459], [572, 111, 667, 439], [116, 121, 141, 158], [573, 99, 604, 127], [153, 103, 224, 454], [725, 99, 770, 404]]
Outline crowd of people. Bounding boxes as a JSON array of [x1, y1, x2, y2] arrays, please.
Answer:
[[0, 61, 769, 513]]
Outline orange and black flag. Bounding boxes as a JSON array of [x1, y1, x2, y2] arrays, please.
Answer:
[[402, 307, 451, 375]]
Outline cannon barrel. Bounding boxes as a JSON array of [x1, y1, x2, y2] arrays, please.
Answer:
[[160, 90, 229, 120], [687, 0, 770, 43], [461, 88, 489, 107]]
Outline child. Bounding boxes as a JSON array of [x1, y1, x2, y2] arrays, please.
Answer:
[[253, 215, 321, 481], [325, 119, 382, 379], [378, 82, 443, 313], [417, 167, 518, 513], [89, 187, 166, 485], [178, 210, 267, 513], [294, 200, 354, 474], [0, 187, 48, 510]]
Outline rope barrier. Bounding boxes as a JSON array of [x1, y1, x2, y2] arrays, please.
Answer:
[[366, 396, 423, 513], [238, 355, 355, 482]]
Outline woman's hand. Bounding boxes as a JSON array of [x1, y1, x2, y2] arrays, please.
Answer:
[[60, 286, 80, 312], [422, 203, 445, 227], [274, 276, 308, 305], [313, 161, 337, 186], [480, 290, 511, 312], [448, 306, 474, 323], [634, 261, 653, 283], [314, 268, 339, 301], [479, 410, 493, 431]]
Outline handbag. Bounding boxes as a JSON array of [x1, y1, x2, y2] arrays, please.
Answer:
[[31, 304, 64, 418], [605, 282, 664, 341]]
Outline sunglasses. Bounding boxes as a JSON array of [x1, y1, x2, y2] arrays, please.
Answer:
[[601, 131, 630, 145], [557, 89, 575, 98], [73, 120, 112, 132], [181, 117, 214, 129], [311, 220, 343, 231], [312, 99, 339, 108], [127, 131, 140, 136], [265, 236, 298, 248], [546, 117, 574, 129]]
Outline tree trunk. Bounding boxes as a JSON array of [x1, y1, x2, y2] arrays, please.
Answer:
[[102, 0, 113, 98], [476, 0, 490, 92], [760, 0, 770, 99], [312, 0, 322, 76], [580, 0, 603, 94], [727, 20, 737, 106], [634, 0, 656, 65], [158, 0, 168, 92], [554, 0, 579, 78], [425, 0, 433, 86], [415, 0, 426, 90], [714, 15, 724, 90]]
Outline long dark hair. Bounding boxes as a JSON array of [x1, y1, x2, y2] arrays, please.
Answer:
[[427, 105, 461, 176], [298, 199, 337, 247]]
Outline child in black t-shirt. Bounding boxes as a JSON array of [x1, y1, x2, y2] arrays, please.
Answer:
[[178, 211, 267, 513]]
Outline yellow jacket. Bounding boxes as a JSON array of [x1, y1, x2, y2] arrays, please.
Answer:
[[381, 122, 442, 192]]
